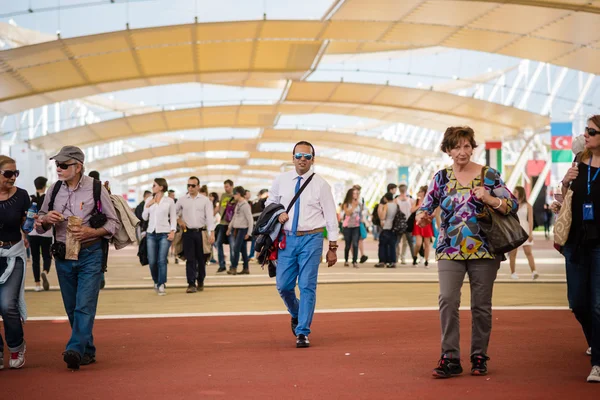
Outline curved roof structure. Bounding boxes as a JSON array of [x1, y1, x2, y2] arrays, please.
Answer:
[[1, 4, 599, 114], [29, 81, 547, 152]]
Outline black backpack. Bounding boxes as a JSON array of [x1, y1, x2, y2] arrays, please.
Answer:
[[391, 206, 408, 235], [372, 204, 380, 226]]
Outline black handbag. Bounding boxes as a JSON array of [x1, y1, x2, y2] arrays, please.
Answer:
[[476, 167, 528, 254]]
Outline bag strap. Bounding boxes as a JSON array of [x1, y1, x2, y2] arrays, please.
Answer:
[[286, 173, 315, 214], [480, 166, 487, 188], [92, 179, 102, 213], [48, 181, 63, 242]]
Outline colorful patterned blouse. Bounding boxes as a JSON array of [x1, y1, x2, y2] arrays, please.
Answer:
[[418, 166, 518, 261]]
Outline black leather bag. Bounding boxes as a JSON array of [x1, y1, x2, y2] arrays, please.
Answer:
[[476, 167, 528, 254]]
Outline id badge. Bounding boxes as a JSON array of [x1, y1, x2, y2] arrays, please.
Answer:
[[583, 203, 595, 221]]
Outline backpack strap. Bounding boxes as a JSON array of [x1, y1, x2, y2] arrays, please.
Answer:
[[48, 180, 63, 212], [92, 179, 102, 213]]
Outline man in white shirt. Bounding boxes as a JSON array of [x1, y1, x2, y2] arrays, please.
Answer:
[[176, 176, 216, 293], [266, 141, 339, 348], [395, 182, 415, 265]]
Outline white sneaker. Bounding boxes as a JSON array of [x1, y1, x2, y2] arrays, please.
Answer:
[[511, 273, 519, 280], [587, 347, 592, 356], [158, 284, 166, 296], [153, 284, 158, 293], [532, 271, 539, 280], [9, 343, 26, 369], [34, 286, 43, 292], [587, 365, 600, 383]]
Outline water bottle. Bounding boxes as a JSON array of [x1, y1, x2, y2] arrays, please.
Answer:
[[22, 202, 37, 233]]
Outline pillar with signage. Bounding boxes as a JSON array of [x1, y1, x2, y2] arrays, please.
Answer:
[[550, 122, 573, 185], [485, 142, 502, 174]]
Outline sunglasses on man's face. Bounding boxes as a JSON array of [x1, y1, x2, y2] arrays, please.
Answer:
[[294, 152, 313, 161], [55, 162, 77, 170], [187, 184, 197, 188], [586, 127, 599, 137], [0, 170, 19, 179]]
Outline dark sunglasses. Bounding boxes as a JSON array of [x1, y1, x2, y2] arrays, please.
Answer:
[[0, 170, 19, 179], [294, 152, 313, 161], [187, 184, 197, 188], [55, 161, 77, 170], [586, 127, 599, 137]]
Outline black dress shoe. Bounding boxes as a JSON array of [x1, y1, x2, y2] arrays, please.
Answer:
[[81, 353, 96, 366], [63, 350, 82, 370], [291, 317, 298, 336], [216, 267, 226, 273], [296, 334, 310, 348], [360, 255, 368, 263]]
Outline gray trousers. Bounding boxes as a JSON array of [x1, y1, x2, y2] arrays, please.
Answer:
[[437, 257, 501, 359], [397, 232, 414, 261]]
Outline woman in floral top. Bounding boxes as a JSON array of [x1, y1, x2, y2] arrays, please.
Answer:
[[416, 126, 518, 379]]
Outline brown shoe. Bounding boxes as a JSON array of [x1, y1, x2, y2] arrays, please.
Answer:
[[197, 284, 204, 292], [227, 268, 237, 275], [238, 268, 250, 275], [186, 285, 197, 293]]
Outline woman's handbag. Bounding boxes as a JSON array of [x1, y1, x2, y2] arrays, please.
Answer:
[[476, 167, 528, 254], [359, 222, 367, 239], [553, 189, 574, 246], [201, 230, 212, 254]]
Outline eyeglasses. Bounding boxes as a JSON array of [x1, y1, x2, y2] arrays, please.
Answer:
[[294, 152, 313, 161], [187, 184, 197, 188], [55, 162, 77, 170], [0, 170, 19, 179], [586, 127, 599, 137]]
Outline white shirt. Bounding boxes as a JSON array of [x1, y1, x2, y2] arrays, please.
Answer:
[[142, 196, 177, 234], [176, 193, 216, 233], [266, 170, 340, 241]]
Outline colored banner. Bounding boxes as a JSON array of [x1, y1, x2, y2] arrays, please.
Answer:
[[485, 142, 502, 174], [397, 166, 409, 186], [550, 122, 573, 185]]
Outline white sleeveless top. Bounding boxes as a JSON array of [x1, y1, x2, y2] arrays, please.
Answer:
[[517, 203, 532, 247]]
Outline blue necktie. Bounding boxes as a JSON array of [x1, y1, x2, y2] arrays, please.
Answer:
[[291, 176, 302, 234]]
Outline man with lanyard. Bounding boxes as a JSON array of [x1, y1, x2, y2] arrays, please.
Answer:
[[34, 146, 120, 370], [176, 176, 215, 293], [215, 180, 234, 273], [266, 141, 339, 348]]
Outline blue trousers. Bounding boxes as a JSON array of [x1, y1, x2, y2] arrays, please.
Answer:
[[276, 232, 323, 336], [215, 225, 232, 269], [563, 244, 600, 366], [230, 228, 249, 270], [147, 232, 170, 286], [55, 242, 103, 357], [0, 257, 25, 352]]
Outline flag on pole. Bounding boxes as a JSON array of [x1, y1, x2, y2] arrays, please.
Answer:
[[485, 142, 502, 174], [551, 122, 573, 184]]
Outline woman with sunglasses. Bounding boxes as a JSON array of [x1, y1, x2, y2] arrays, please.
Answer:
[[557, 115, 600, 383], [0, 156, 30, 369], [142, 178, 176, 296], [226, 186, 254, 275]]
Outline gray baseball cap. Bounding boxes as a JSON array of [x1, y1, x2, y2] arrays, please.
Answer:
[[50, 146, 85, 163]]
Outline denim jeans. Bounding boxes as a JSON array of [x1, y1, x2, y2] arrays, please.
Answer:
[[0, 257, 25, 352], [147, 232, 170, 286], [563, 244, 600, 366], [55, 242, 104, 357], [230, 228, 249, 270], [276, 232, 323, 336], [215, 225, 232, 269], [343, 226, 360, 263], [29, 235, 52, 282], [249, 237, 256, 259], [378, 229, 397, 264]]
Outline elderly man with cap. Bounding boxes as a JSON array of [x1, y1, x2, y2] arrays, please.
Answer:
[[34, 146, 120, 370]]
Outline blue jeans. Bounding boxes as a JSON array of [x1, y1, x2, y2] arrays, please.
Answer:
[[378, 229, 397, 263], [343, 226, 360, 263], [563, 244, 600, 366], [230, 228, 249, 270], [215, 225, 232, 269], [55, 242, 103, 357], [147, 232, 170, 286], [276, 232, 323, 336], [249, 237, 256, 259], [0, 256, 25, 352]]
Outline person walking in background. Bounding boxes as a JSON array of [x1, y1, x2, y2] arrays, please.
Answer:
[[208, 192, 220, 264], [543, 203, 553, 240], [267, 141, 339, 348], [396, 182, 415, 265], [376, 192, 398, 268], [226, 186, 253, 275], [176, 176, 215, 293], [341, 188, 362, 268], [215, 180, 234, 273], [28, 176, 53, 292], [353, 185, 369, 264], [35, 146, 120, 370], [412, 185, 433, 268], [0, 155, 30, 369], [142, 178, 176, 296], [416, 126, 517, 379], [508, 186, 538, 280]]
